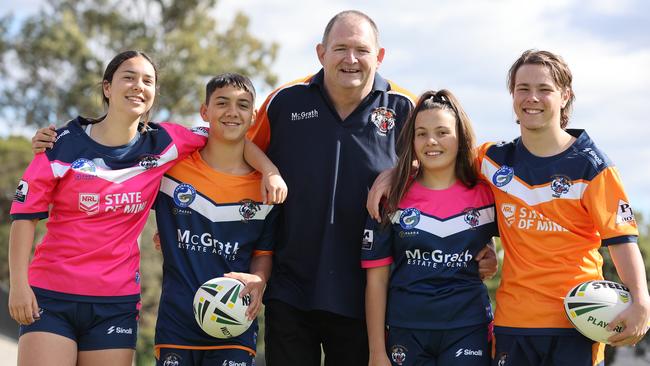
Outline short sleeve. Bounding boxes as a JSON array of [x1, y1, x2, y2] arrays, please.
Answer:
[[10, 153, 57, 220], [582, 166, 638, 246], [160, 122, 208, 160], [360, 216, 394, 268], [253, 204, 281, 255]]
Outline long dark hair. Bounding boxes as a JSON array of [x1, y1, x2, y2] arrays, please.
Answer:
[[381, 89, 478, 225], [88, 50, 158, 129]]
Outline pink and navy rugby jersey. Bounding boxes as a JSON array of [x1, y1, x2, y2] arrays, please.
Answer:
[[10, 117, 207, 300], [361, 180, 498, 329]]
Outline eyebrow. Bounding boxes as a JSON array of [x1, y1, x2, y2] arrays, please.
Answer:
[[213, 95, 252, 103], [121, 69, 155, 79]]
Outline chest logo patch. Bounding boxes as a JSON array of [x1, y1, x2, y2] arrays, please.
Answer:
[[492, 165, 514, 187], [550, 175, 572, 198], [173, 183, 196, 208], [239, 199, 260, 221], [399, 208, 420, 230], [138, 155, 159, 169], [463, 208, 481, 228], [370, 107, 396, 136], [79, 193, 100, 215]]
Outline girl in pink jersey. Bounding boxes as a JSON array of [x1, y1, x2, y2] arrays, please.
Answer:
[[9, 50, 284, 366], [364, 90, 496, 366]]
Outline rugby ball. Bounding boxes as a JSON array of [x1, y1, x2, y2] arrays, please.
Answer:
[[193, 277, 253, 339], [564, 280, 631, 343]]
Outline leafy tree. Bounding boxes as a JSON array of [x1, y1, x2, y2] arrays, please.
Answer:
[[0, 0, 278, 127]]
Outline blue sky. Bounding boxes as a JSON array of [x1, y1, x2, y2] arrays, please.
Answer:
[[2, 0, 650, 216]]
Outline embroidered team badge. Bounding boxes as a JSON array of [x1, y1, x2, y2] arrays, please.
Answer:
[[78, 193, 100, 215], [173, 183, 196, 208], [463, 208, 481, 228], [162, 352, 182, 366], [492, 166, 514, 187], [14, 180, 29, 203], [138, 155, 159, 169], [500, 203, 517, 227], [390, 345, 408, 366], [550, 175, 572, 198], [71, 158, 97, 177], [239, 199, 260, 221], [399, 208, 420, 230], [370, 107, 396, 136]]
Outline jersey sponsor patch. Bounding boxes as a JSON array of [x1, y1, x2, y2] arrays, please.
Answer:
[[616, 200, 635, 225], [370, 107, 396, 136], [190, 126, 209, 137], [79, 193, 100, 215], [162, 352, 182, 366], [362, 229, 373, 250], [500, 203, 517, 226], [14, 180, 28, 203]]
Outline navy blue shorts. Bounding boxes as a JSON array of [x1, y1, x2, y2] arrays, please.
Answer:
[[387, 323, 490, 366], [19, 290, 139, 351], [493, 333, 603, 366], [156, 347, 254, 366]]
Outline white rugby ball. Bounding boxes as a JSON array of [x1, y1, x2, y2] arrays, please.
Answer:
[[564, 280, 631, 343], [193, 277, 253, 339]]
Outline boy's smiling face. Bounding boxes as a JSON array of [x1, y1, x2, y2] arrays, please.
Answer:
[[200, 85, 256, 142]]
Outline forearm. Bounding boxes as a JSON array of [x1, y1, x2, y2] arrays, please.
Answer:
[[243, 139, 278, 175], [366, 266, 390, 355], [608, 243, 650, 305], [9, 220, 38, 287], [250, 254, 272, 284]]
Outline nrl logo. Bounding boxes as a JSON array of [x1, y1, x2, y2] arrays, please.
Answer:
[[370, 107, 396, 136]]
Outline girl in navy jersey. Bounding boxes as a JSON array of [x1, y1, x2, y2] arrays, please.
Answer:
[[9, 50, 283, 366], [362, 90, 497, 366]]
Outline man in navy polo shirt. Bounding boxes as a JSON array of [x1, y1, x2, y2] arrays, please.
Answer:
[[246, 10, 496, 366]]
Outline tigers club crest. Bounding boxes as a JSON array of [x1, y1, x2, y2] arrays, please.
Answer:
[[390, 345, 408, 365], [464, 208, 481, 228], [370, 107, 396, 136], [239, 199, 260, 221], [550, 175, 572, 198]]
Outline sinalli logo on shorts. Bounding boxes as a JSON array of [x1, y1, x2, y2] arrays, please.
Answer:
[[106, 326, 132, 335]]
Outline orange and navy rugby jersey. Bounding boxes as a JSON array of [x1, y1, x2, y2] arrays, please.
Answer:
[[477, 129, 638, 335], [246, 69, 415, 319], [153, 151, 278, 355]]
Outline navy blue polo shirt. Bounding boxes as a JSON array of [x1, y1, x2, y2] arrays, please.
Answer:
[[253, 69, 414, 318]]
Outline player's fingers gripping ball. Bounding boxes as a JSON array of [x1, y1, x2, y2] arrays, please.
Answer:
[[193, 277, 253, 339], [564, 280, 633, 343]]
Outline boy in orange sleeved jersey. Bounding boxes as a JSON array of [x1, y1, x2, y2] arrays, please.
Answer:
[[475, 50, 649, 366]]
